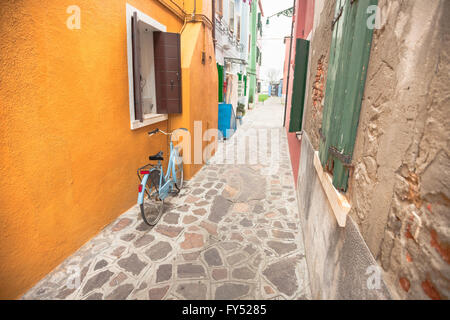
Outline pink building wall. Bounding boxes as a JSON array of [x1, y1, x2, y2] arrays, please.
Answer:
[[282, 37, 291, 95], [283, 0, 314, 186], [295, 0, 314, 40]]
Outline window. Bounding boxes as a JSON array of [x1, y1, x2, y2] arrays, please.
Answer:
[[216, 0, 223, 17], [319, 0, 377, 191], [236, 15, 241, 41], [229, 1, 235, 32], [126, 4, 182, 130]]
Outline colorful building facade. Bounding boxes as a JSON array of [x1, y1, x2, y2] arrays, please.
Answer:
[[215, 0, 251, 112], [0, 0, 218, 299]]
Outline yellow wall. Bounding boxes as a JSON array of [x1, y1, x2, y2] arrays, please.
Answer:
[[0, 0, 217, 299]]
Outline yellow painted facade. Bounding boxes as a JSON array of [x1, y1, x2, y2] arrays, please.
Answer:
[[0, 0, 218, 299]]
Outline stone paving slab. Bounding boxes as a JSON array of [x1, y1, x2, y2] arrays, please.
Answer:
[[22, 99, 311, 300]]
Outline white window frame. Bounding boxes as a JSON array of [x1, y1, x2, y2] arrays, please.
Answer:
[[126, 3, 168, 130]]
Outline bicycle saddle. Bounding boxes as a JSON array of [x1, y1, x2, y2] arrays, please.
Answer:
[[149, 151, 164, 161]]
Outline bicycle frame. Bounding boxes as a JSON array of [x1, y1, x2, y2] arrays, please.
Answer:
[[137, 139, 181, 204]]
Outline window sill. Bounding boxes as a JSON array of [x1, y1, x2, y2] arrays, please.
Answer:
[[131, 114, 168, 130], [313, 151, 351, 227]]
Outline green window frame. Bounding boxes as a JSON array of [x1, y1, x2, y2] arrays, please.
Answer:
[[319, 0, 377, 192]]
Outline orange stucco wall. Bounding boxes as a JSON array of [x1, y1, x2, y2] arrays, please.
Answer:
[[0, 0, 217, 299], [172, 21, 218, 179]]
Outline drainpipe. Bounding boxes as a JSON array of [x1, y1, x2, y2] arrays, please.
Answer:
[[212, 0, 216, 51], [283, 0, 296, 128]]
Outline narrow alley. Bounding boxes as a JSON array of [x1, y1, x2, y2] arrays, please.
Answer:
[[2, 0, 448, 303], [23, 99, 311, 300]]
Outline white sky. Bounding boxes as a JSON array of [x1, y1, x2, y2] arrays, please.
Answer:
[[260, 0, 294, 82]]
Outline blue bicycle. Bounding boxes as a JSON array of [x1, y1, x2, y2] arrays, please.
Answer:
[[137, 128, 187, 226]]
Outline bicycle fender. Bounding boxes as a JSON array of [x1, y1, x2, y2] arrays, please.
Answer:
[[137, 174, 150, 205], [171, 155, 177, 184], [170, 150, 179, 184]]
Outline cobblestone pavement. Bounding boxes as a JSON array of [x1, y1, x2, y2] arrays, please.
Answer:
[[23, 98, 311, 300]]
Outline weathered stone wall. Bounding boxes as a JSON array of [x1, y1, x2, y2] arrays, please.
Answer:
[[302, 0, 335, 149], [297, 133, 391, 299], [300, 0, 450, 299], [355, 0, 450, 300]]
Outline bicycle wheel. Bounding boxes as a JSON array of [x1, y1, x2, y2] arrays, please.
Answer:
[[174, 153, 184, 191], [140, 170, 165, 226]]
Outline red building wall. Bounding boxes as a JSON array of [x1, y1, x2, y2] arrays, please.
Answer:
[[283, 0, 314, 186]]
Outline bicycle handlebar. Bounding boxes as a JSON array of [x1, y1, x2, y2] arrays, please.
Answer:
[[148, 128, 188, 136]]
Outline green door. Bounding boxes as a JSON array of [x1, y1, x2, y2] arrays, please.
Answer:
[[319, 0, 377, 192], [289, 38, 310, 132], [217, 63, 224, 102]]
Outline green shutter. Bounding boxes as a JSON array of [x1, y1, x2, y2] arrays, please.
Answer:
[[319, 0, 377, 192], [237, 73, 243, 96], [217, 63, 224, 102], [258, 13, 262, 36], [244, 75, 247, 96], [289, 38, 310, 132]]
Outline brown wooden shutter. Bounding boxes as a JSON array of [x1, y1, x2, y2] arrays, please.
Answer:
[[131, 12, 143, 122], [237, 16, 241, 41], [153, 32, 182, 114]]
